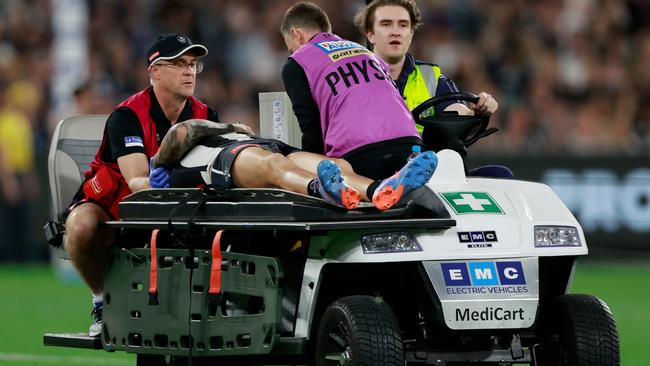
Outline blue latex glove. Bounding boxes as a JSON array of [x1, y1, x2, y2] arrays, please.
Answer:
[[149, 157, 171, 188]]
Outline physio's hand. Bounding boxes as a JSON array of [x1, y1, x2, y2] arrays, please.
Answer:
[[469, 92, 498, 116], [149, 157, 171, 188], [231, 122, 254, 136]]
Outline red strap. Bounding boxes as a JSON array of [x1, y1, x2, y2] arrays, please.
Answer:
[[209, 230, 224, 295], [149, 229, 159, 302]]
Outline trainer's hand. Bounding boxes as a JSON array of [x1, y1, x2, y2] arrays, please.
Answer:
[[149, 157, 171, 188], [469, 92, 498, 116], [231, 122, 254, 136]]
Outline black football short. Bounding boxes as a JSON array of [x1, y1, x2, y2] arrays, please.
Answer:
[[170, 134, 299, 188]]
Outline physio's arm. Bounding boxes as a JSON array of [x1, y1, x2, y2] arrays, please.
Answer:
[[282, 59, 324, 153], [153, 119, 252, 168], [117, 152, 151, 192]]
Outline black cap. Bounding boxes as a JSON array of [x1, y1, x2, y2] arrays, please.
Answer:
[[146, 34, 208, 66]]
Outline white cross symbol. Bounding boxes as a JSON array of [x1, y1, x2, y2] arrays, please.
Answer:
[[453, 193, 492, 211]]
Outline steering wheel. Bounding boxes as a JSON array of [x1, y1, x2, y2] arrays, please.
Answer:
[[412, 92, 479, 123], [411, 92, 497, 154]]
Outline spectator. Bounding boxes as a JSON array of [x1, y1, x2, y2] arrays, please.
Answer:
[[0, 80, 41, 261], [0, 0, 648, 158]]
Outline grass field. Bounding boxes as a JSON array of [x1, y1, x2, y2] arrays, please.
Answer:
[[0, 260, 648, 366]]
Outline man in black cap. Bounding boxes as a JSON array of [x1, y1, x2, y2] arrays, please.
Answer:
[[63, 34, 250, 336]]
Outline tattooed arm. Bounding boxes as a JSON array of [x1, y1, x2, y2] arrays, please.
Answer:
[[153, 119, 254, 167]]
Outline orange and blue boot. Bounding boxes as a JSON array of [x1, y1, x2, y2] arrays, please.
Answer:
[[316, 160, 360, 210], [372, 151, 438, 211]]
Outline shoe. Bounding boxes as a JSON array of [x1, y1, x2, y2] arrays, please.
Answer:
[[89, 302, 103, 337], [373, 151, 437, 211], [316, 160, 360, 209]]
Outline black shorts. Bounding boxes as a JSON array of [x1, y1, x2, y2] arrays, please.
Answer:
[[171, 134, 299, 188], [342, 137, 422, 180]]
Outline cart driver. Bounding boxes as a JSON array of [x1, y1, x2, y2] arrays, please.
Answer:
[[355, 0, 512, 178], [355, 0, 498, 124]]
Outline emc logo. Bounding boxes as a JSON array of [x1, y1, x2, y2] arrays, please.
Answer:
[[441, 261, 526, 286], [458, 231, 497, 248], [458, 231, 497, 243]]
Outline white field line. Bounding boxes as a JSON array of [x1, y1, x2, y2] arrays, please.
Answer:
[[0, 352, 132, 365]]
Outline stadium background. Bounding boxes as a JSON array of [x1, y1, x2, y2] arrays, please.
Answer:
[[0, 0, 648, 365]]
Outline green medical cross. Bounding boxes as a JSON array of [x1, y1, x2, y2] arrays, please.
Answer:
[[441, 192, 504, 214]]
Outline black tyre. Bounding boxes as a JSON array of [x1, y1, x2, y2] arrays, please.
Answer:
[[314, 295, 403, 366], [537, 294, 619, 366]]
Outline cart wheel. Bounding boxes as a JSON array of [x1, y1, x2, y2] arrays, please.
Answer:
[[314, 295, 403, 366], [537, 294, 619, 366]]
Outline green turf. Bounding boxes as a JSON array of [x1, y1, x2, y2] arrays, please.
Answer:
[[0, 260, 647, 365], [571, 259, 650, 366], [0, 264, 133, 366]]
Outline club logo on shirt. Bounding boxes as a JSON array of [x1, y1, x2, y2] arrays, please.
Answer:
[[124, 136, 144, 148], [329, 48, 370, 61], [316, 41, 370, 62], [316, 41, 361, 52]]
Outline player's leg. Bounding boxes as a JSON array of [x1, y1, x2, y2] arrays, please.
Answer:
[[231, 147, 314, 193], [372, 151, 438, 210], [286, 151, 373, 201], [230, 146, 360, 209], [288, 150, 438, 211]]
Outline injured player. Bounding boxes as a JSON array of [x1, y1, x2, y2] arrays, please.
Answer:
[[149, 119, 437, 210]]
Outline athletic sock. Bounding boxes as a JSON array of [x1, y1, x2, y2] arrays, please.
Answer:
[[366, 180, 381, 200], [307, 178, 321, 198]]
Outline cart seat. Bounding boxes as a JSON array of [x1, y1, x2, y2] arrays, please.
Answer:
[[48, 115, 108, 223]]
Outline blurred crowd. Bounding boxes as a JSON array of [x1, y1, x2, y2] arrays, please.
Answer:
[[0, 0, 649, 261]]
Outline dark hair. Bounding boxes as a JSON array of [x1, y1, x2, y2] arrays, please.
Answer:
[[354, 0, 422, 34], [280, 1, 332, 36]]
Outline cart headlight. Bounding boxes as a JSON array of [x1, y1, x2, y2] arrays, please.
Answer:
[[534, 226, 581, 247], [360, 231, 421, 254]]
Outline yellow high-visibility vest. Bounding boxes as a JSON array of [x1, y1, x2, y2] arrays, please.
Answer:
[[403, 63, 441, 133]]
